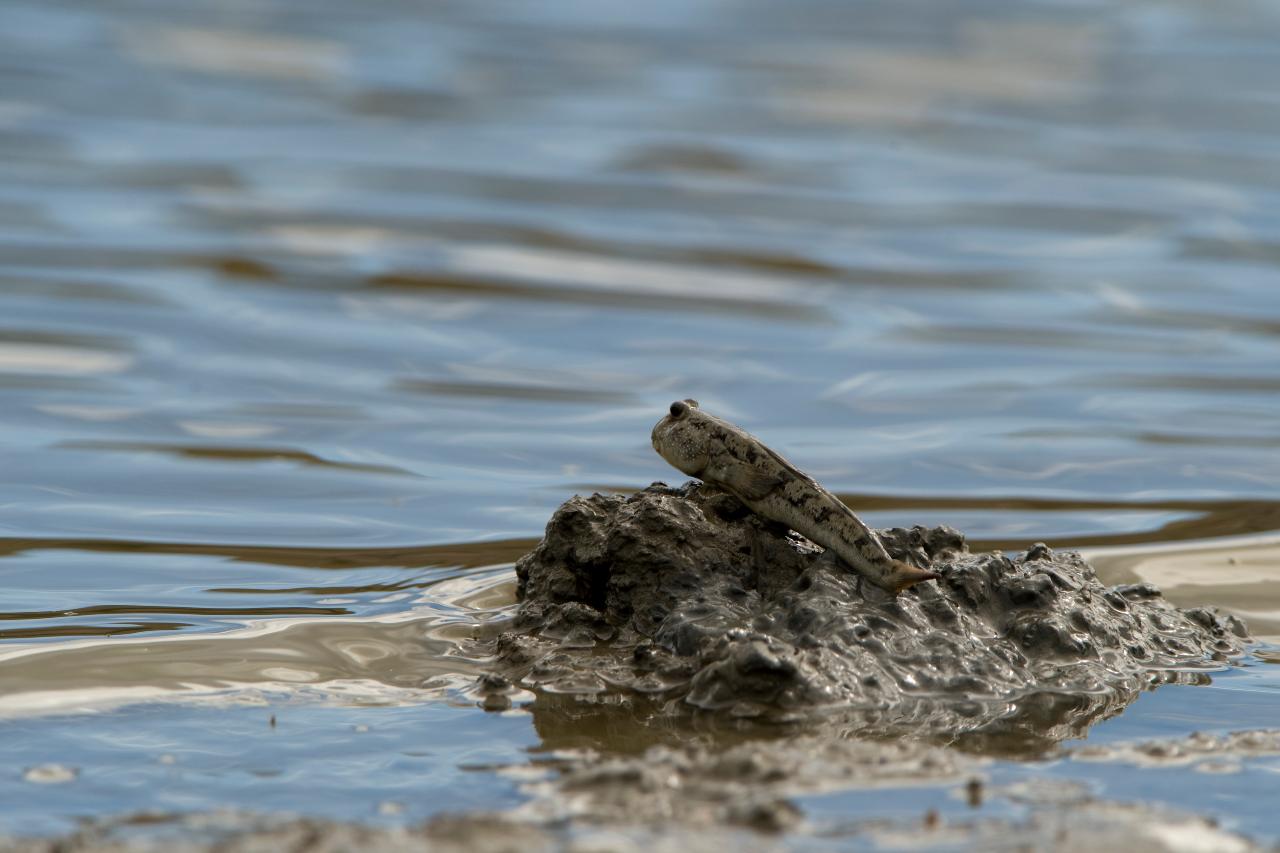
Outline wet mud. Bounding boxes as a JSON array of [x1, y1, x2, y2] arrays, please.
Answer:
[[494, 482, 1251, 746], [3, 749, 1266, 852], [2, 486, 1268, 852]]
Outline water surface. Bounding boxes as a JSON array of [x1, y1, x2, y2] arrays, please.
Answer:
[[2, 0, 1280, 842]]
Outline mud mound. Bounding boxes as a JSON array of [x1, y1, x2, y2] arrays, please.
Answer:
[[492, 483, 1249, 737]]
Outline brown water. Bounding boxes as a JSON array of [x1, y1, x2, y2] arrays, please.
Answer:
[[2, 0, 1280, 842]]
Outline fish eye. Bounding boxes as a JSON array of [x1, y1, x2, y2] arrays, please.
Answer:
[[669, 400, 689, 418]]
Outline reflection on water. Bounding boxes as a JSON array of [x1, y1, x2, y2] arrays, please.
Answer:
[[0, 569, 510, 715], [2, 0, 1280, 840], [55, 440, 419, 476]]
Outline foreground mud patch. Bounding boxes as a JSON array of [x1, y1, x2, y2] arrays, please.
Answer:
[[2, 750, 1264, 853], [492, 483, 1249, 743]]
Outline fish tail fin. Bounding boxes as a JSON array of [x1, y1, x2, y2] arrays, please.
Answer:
[[886, 560, 941, 594]]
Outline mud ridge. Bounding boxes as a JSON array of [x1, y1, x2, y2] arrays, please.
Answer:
[[490, 482, 1250, 742]]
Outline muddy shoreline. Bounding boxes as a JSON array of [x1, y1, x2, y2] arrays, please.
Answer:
[[2, 486, 1266, 851]]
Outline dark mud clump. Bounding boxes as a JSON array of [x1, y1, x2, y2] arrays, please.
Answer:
[[494, 482, 1250, 741]]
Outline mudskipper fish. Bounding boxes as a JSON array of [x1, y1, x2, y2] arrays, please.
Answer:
[[651, 399, 940, 594]]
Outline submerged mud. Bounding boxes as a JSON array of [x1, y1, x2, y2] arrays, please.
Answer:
[[0, 808, 1259, 853], [6, 738, 1268, 852], [494, 483, 1250, 741]]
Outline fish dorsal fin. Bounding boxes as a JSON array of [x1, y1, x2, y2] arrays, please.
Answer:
[[704, 460, 787, 501], [757, 442, 809, 483], [749, 439, 828, 497]]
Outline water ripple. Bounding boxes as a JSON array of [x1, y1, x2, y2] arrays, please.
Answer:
[[1, 0, 1280, 834]]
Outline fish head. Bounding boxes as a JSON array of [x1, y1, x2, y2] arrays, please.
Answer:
[[652, 399, 712, 477]]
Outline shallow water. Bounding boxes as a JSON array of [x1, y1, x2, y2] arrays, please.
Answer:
[[2, 0, 1280, 843]]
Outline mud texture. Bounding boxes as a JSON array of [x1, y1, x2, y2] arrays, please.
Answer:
[[4, 738, 1267, 853], [495, 482, 1250, 741]]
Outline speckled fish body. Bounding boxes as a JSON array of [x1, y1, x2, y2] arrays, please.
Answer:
[[651, 400, 940, 595]]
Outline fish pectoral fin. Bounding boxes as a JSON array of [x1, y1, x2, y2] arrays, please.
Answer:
[[884, 560, 942, 594], [705, 462, 786, 501]]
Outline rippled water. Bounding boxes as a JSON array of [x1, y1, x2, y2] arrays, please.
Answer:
[[2, 0, 1280, 842]]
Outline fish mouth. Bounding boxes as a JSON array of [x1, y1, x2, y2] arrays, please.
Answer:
[[650, 415, 672, 453]]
